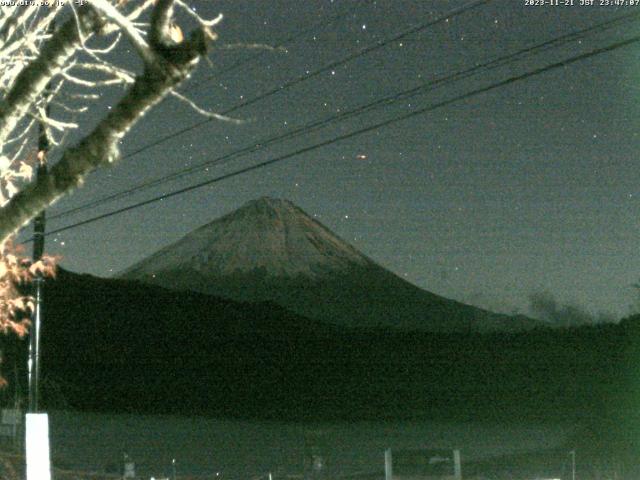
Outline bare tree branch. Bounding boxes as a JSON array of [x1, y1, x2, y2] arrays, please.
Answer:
[[90, 0, 155, 65], [0, 7, 103, 149], [0, 2, 224, 340], [0, 4, 213, 241], [170, 90, 242, 123], [150, 0, 176, 48]]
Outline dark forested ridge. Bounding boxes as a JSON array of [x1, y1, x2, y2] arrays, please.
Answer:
[[4, 268, 640, 460]]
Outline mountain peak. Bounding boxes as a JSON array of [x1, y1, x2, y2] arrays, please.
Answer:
[[230, 197, 300, 224], [121, 197, 541, 332], [244, 196, 295, 210], [122, 197, 371, 280]]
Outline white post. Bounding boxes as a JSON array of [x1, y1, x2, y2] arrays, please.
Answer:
[[123, 453, 136, 478], [570, 450, 576, 480], [385, 449, 393, 480], [453, 449, 461, 480], [25, 413, 51, 480]]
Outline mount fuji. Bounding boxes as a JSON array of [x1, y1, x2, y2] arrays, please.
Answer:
[[121, 197, 539, 332]]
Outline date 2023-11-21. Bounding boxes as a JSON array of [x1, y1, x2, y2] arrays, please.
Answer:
[[525, 0, 640, 6]]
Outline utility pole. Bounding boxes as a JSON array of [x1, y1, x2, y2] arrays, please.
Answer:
[[27, 15, 55, 415], [25, 23, 53, 480], [28, 104, 48, 413]]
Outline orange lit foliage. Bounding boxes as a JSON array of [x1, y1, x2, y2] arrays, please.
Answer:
[[0, 241, 56, 339], [0, 152, 56, 387]]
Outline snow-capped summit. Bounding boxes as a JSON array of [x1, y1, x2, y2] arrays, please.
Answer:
[[122, 197, 540, 332], [122, 196, 371, 280]]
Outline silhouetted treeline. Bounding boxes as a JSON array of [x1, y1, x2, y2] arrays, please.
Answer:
[[4, 269, 640, 461]]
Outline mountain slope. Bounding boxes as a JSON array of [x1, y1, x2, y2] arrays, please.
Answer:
[[26, 268, 630, 424], [121, 197, 540, 332]]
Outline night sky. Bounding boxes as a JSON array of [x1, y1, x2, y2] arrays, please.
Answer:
[[21, 0, 640, 321]]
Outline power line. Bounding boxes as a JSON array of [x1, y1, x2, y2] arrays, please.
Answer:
[[48, 0, 492, 221], [43, 2, 373, 223], [48, 9, 640, 222], [111, 0, 493, 163], [30, 33, 640, 242]]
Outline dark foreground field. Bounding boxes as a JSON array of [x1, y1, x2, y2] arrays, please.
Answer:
[[2, 269, 640, 475]]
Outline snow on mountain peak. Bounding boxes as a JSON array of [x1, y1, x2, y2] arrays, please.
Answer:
[[123, 197, 372, 279]]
